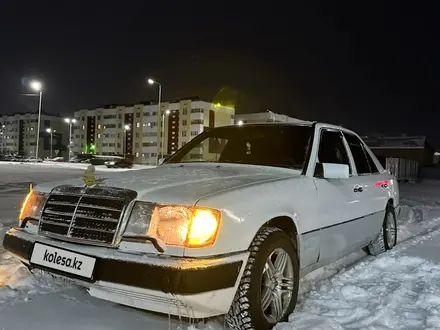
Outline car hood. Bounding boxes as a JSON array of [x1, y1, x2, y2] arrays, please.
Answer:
[[34, 163, 301, 205]]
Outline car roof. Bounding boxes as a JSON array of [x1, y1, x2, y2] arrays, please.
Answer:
[[219, 121, 359, 136]]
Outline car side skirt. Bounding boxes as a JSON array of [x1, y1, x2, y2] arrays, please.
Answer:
[[300, 209, 385, 277]]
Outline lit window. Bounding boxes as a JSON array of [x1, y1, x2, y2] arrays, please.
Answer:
[[136, 122, 140, 128], [98, 124, 101, 129], [136, 152, 139, 157], [97, 133, 101, 138]]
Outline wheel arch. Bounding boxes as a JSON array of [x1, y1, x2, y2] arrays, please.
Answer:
[[253, 215, 300, 263], [387, 198, 395, 207]]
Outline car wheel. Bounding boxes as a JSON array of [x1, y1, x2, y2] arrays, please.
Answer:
[[367, 203, 397, 256], [225, 227, 299, 330]]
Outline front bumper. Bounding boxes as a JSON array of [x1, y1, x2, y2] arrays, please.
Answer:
[[3, 228, 248, 318]]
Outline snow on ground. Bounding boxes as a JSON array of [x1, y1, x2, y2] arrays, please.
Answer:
[[1, 164, 440, 330], [273, 181, 440, 330]]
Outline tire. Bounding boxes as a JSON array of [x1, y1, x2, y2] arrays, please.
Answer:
[[367, 203, 397, 256], [225, 227, 299, 330]]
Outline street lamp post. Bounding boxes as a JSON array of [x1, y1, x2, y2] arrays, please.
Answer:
[[46, 128, 55, 159], [64, 118, 77, 162], [147, 78, 164, 165], [30, 81, 43, 160], [123, 125, 130, 158]]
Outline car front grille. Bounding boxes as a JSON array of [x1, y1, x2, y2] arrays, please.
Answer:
[[39, 185, 137, 246]]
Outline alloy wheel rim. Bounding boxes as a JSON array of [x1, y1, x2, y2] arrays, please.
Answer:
[[385, 212, 396, 247], [260, 247, 294, 324]]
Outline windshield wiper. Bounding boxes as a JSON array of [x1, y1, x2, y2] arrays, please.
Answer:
[[20, 217, 40, 228], [121, 235, 165, 253]]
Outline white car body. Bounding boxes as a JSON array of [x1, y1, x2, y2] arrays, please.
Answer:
[[4, 122, 399, 321]]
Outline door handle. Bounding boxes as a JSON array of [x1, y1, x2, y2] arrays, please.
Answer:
[[354, 186, 363, 193]]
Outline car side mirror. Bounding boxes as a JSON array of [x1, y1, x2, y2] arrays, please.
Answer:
[[158, 157, 167, 166], [315, 163, 349, 179]]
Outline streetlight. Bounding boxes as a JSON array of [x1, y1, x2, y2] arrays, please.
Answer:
[[46, 128, 56, 159], [65, 118, 77, 162], [30, 80, 43, 160], [147, 78, 163, 165], [123, 124, 130, 158]]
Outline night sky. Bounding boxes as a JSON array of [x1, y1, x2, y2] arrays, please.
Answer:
[[0, 2, 438, 146]]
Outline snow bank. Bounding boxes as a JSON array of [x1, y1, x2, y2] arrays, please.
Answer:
[[276, 229, 440, 330]]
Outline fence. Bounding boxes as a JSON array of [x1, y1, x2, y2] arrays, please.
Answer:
[[385, 157, 420, 181]]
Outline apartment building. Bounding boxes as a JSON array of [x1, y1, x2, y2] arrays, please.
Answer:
[[235, 111, 309, 125], [0, 113, 69, 158], [72, 98, 235, 165]]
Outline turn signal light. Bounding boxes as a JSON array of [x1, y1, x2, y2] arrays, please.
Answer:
[[186, 208, 220, 248]]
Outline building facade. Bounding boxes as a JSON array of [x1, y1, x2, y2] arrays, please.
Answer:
[[0, 113, 70, 158], [72, 99, 235, 165], [234, 111, 309, 125]]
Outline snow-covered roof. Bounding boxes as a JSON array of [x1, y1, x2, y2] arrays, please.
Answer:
[[362, 135, 427, 149]]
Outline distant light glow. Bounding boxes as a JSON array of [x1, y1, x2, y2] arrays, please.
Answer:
[[30, 81, 42, 92], [124, 125, 130, 130], [237, 120, 244, 126], [46, 128, 52, 133], [165, 110, 171, 115]]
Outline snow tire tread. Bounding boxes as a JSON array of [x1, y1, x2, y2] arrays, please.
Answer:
[[367, 203, 397, 256], [225, 227, 295, 330]]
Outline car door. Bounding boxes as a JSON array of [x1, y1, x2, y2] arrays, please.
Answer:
[[342, 132, 390, 242], [312, 128, 369, 265]]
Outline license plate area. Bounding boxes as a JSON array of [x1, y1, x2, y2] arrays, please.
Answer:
[[30, 243, 97, 280]]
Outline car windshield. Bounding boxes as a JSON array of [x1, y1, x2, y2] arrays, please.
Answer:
[[166, 124, 313, 169]]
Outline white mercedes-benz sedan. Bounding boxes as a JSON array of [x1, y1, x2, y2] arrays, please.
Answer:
[[4, 122, 399, 330]]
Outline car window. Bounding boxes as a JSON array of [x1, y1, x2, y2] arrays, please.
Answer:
[[318, 130, 352, 173], [363, 148, 380, 173], [344, 133, 372, 175]]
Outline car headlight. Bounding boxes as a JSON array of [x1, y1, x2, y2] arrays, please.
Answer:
[[19, 191, 48, 227], [123, 202, 221, 248]]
